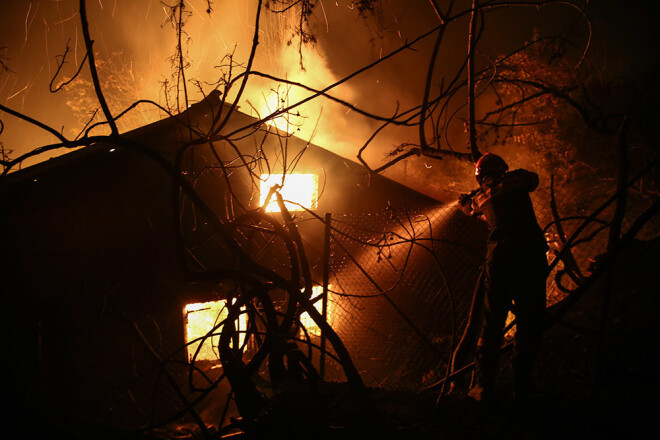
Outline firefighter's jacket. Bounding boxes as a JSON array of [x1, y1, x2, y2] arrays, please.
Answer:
[[470, 169, 547, 250]]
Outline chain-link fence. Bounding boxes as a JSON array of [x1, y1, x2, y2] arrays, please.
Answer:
[[312, 175, 652, 391]]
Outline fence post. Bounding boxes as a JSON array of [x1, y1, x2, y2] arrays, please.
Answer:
[[320, 212, 331, 380]]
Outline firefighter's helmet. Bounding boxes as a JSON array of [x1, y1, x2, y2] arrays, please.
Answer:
[[475, 153, 509, 184]]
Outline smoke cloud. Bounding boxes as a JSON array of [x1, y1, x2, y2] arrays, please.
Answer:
[[1, 1, 628, 199]]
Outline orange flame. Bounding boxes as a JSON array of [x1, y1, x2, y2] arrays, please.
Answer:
[[299, 285, 334, 337], [259, 173, 319, 212], [183, 300, 247, 362]]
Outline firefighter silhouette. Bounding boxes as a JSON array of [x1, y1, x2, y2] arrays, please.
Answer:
[[455, 153, 549, 403]]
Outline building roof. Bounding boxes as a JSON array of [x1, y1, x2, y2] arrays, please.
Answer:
[[1, 90, 440, 214]]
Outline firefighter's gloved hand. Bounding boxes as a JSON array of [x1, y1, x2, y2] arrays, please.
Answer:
[[459, 193, 472, 206]]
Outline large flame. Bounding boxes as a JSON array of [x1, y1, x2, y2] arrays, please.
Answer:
[[183, 300, 246, 362], [3, 1, 369, 166], [259, 173, 319, 212]]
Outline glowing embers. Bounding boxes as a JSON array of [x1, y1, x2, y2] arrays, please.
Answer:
[[259, 173, 319, 213], [299, 285, 334, 337], [183, 300, 246, 362]]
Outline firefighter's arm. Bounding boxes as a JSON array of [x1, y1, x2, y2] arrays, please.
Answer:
[[470, 198, 483, 218], [458, 189, 481, 216]]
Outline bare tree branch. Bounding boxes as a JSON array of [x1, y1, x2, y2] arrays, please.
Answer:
[[49, 39, 89, 93], [79, 0, 118, 135], [0, 103, 68, 144]]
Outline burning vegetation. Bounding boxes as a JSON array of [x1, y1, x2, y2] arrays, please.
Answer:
[[1, 1, 659, 439]]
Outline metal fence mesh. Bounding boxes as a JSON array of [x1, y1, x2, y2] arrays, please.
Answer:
[[105, 174, 660, 428], [316, 177, 635, 390]]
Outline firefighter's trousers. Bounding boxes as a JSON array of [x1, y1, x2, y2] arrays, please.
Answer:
[[474, 234, 548, 400]]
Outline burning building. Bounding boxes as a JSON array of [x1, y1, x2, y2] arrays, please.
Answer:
[[0, 91, 487, 430]]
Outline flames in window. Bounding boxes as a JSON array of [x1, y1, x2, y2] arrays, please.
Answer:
[[183, 300, 246, 362], [184, 286, 332, 363], [259, 173, 319, 213], [299, 285, 334, 337]]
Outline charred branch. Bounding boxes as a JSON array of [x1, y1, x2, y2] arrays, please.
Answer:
[[49, 39, 89, 93], [79, 0, 118, 136], [466, 0, 482, 161]]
